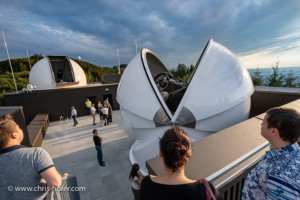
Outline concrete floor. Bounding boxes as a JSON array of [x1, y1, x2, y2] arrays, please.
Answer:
[[41, 111, 136, 200]]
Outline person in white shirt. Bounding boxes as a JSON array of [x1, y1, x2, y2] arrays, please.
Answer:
[[129, 163, 143, 200], [71, 106, 78, 127], [90, 104, 96, 125], [101, 105, 109, 126], [97, 101, 104, 122]]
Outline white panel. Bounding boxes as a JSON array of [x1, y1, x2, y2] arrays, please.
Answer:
[[29, 58, 55, 90], [173, 39, 254, 123], [129, 126, 171, 175], [117, 53, 162, 121], [70, 59, 87, 86], [121, 108, 156, 129], [195, 98, 251, 131], [179, 126, 213, 142]]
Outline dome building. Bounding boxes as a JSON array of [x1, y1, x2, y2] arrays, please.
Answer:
[[29, 55, 87, 90], [117, 39, 254, 174]]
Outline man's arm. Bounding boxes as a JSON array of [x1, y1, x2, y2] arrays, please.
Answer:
[[40, 166, 62, 188]]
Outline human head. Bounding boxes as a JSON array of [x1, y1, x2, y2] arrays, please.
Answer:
[[93, 129, 98, 135], [159, 127, 192, 172], [86, 98, 89, 101], [0, 115, 23, 148], [71, 106, 74, 109], [264, 107, 300, 144], [131, 163, 140, 172], [129, 163, 140, 180]]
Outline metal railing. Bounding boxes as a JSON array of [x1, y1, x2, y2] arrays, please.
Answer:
[[45, 176, 80, 200], [206, 142, 270, 199]]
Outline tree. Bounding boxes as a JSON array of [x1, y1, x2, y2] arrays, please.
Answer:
[[266, 58, 285, 87], [251, 68, 264, 86], [283, 70, 297, 87], [189, 65, 195, 74]]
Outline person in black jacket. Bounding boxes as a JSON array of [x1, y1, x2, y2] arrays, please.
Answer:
[[140, 127, 222, 200], [93, 129, 105, 166]]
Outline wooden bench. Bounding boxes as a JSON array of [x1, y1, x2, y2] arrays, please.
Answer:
[[27, 113, 49, 147]]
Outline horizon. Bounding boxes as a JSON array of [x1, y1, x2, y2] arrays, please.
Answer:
[[1, 56, 300, 70], [0, 1, 300, 70]]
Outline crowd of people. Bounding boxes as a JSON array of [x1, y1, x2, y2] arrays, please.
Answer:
[[83, 98, 113, 126], [71, 97, 113, 127], [1, 106, 300, 199]]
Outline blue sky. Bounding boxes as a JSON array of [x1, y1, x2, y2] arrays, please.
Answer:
[[0, 0, 300, 69]]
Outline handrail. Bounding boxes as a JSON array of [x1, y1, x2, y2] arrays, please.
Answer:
[[45, 175, 80, 200], [215, 153, 264, 189], [206, 141, 269, 183]]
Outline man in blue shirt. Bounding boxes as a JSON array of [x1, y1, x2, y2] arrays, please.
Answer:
[[242, 107, 300, 200], [71, 106, 78, 127]]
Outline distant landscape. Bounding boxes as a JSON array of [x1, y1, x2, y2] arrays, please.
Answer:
[[0, 56, 299, 106]]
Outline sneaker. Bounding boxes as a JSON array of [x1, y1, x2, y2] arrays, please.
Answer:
[[101, 161, 105, 164], [100, 163, 106, 166]]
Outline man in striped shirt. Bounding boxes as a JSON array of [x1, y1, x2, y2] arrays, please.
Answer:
[[242, 107, 300, 200]]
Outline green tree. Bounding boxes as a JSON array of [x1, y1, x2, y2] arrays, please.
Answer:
[[283, 70, 297, 87], [189, 65, 195, 74], [266, 59, 285, 87], [177, 64, 188, 78], [251, 68, 264, 86], [181, 73, 191, 82]]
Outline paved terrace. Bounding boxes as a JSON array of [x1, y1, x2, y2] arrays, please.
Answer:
[[41, 111, 135, 200]]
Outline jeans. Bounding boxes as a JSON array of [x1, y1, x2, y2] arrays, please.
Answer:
[[72, 116, 78, 126], [95, 146, 103, 164], [103, 114, 109, 125], [92, 113, 96, 124], [99, 112, 104, 121]]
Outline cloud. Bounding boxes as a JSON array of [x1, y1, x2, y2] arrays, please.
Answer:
[[0, 0, 300, 68], [277, 32, 300, 41], [238, 40, 300, 68]]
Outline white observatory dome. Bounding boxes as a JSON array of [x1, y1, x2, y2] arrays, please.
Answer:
[[29, 55, 87, 90], [117, 39, 254, 174]]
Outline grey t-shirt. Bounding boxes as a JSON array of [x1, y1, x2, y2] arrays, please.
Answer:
[[0, 145, 54, 200]]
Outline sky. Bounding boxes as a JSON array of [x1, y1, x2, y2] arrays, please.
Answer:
[[0, 0, 300, 69]]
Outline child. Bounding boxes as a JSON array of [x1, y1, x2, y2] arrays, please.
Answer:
[[129, 163, 143, 200]]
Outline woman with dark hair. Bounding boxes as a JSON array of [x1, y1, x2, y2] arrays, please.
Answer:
[[129, 163, 143, 200], [140, 127, 222, 200]]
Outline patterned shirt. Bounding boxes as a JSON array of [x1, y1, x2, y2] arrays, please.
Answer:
[[242, 143, 300, 200]]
